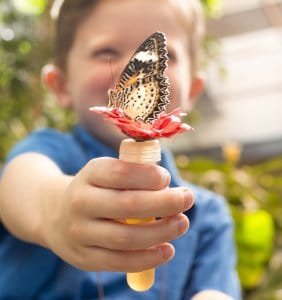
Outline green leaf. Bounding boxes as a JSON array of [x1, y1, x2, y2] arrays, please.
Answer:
[[12, 0, 47, 16], [201, 0, 223, 18], [238, 264, 264, 289], [236, 210, 274, 248]]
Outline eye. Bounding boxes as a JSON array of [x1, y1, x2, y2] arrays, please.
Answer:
[[91, 48, 120, 61]]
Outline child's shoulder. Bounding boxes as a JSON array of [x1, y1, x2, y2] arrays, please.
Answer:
[[8, 127, 74, 157], [26, 127, 73, 143], [6, 127, 86, 175]]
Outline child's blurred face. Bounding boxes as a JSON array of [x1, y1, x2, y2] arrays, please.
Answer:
[[63, 0, 194, 148]]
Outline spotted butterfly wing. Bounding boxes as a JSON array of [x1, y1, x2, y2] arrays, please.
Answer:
[[108, 32, 170, 124]]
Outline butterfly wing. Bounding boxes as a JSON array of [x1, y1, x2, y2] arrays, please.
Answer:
[[109, 32, 170, 123]]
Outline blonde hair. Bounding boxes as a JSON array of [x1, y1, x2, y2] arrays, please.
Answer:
[[52, 0, 205, 76]]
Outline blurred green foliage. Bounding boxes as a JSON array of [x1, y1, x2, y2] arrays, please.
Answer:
[[201, 0, 223, 17], [12, 0, 47, 15], [0, 0, 74, 165], [176, 153, 282, 299]]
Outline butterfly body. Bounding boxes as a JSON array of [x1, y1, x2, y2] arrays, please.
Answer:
[[108, 32, 170, 124]]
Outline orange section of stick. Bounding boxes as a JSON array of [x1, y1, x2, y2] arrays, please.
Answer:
[[125, 217, 155, 291], [127, 268, 155, 291]]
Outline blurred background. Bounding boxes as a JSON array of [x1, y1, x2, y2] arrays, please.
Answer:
[[0, 0, 281, 299]]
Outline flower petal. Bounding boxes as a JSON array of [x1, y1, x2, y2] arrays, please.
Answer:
[[89, 106, 193, 139]]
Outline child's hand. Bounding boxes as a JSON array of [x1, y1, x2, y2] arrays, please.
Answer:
[[43, 157, 193, 272]]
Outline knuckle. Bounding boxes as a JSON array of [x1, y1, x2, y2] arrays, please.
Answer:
[[105, 256, 123, 272], [68, 186, 84, 213], [111, 229, 133, 250], [85, 158, 98, 170], [78, 159, 95, 179], [117, 192, 139, 216], [111, 161, 131, 180], [71, 248, 100, 272], [69, 223, 83, 241]]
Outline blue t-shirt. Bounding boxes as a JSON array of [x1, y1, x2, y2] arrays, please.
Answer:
[[0, 126, 241, 299]]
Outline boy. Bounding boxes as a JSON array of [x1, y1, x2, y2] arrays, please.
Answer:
[[0, 0, 241, 299]]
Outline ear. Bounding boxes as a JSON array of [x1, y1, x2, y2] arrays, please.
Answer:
[[189, 76, 204, 101], [41, 64, 71, 108]]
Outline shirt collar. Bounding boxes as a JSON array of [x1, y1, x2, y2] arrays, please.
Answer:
[[73, 125, 118, 159]]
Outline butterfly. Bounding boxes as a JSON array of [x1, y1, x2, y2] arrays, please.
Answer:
[[108, 32, 170, 124]]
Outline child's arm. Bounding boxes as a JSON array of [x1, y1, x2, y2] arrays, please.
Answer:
[[0, 153, 192, 272]]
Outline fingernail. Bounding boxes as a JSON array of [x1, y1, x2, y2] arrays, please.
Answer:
[[161, 169, 171, 188], [182, 188, 194, 210], [178, 215, 188, 234], [159, 244, 174, 260]]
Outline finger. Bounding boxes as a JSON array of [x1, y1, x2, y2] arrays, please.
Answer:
[[81, 157, 170, 190], [73, 214, 189, 250], [75, 243, 175, 272], [79, 186, 194, 219]]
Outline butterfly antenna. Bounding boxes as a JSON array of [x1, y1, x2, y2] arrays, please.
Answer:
[[107, 56, 116, 107], [108, 56, 115, 86]]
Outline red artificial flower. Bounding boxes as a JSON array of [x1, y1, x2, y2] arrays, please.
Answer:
[[90, 106, 193, 140]]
